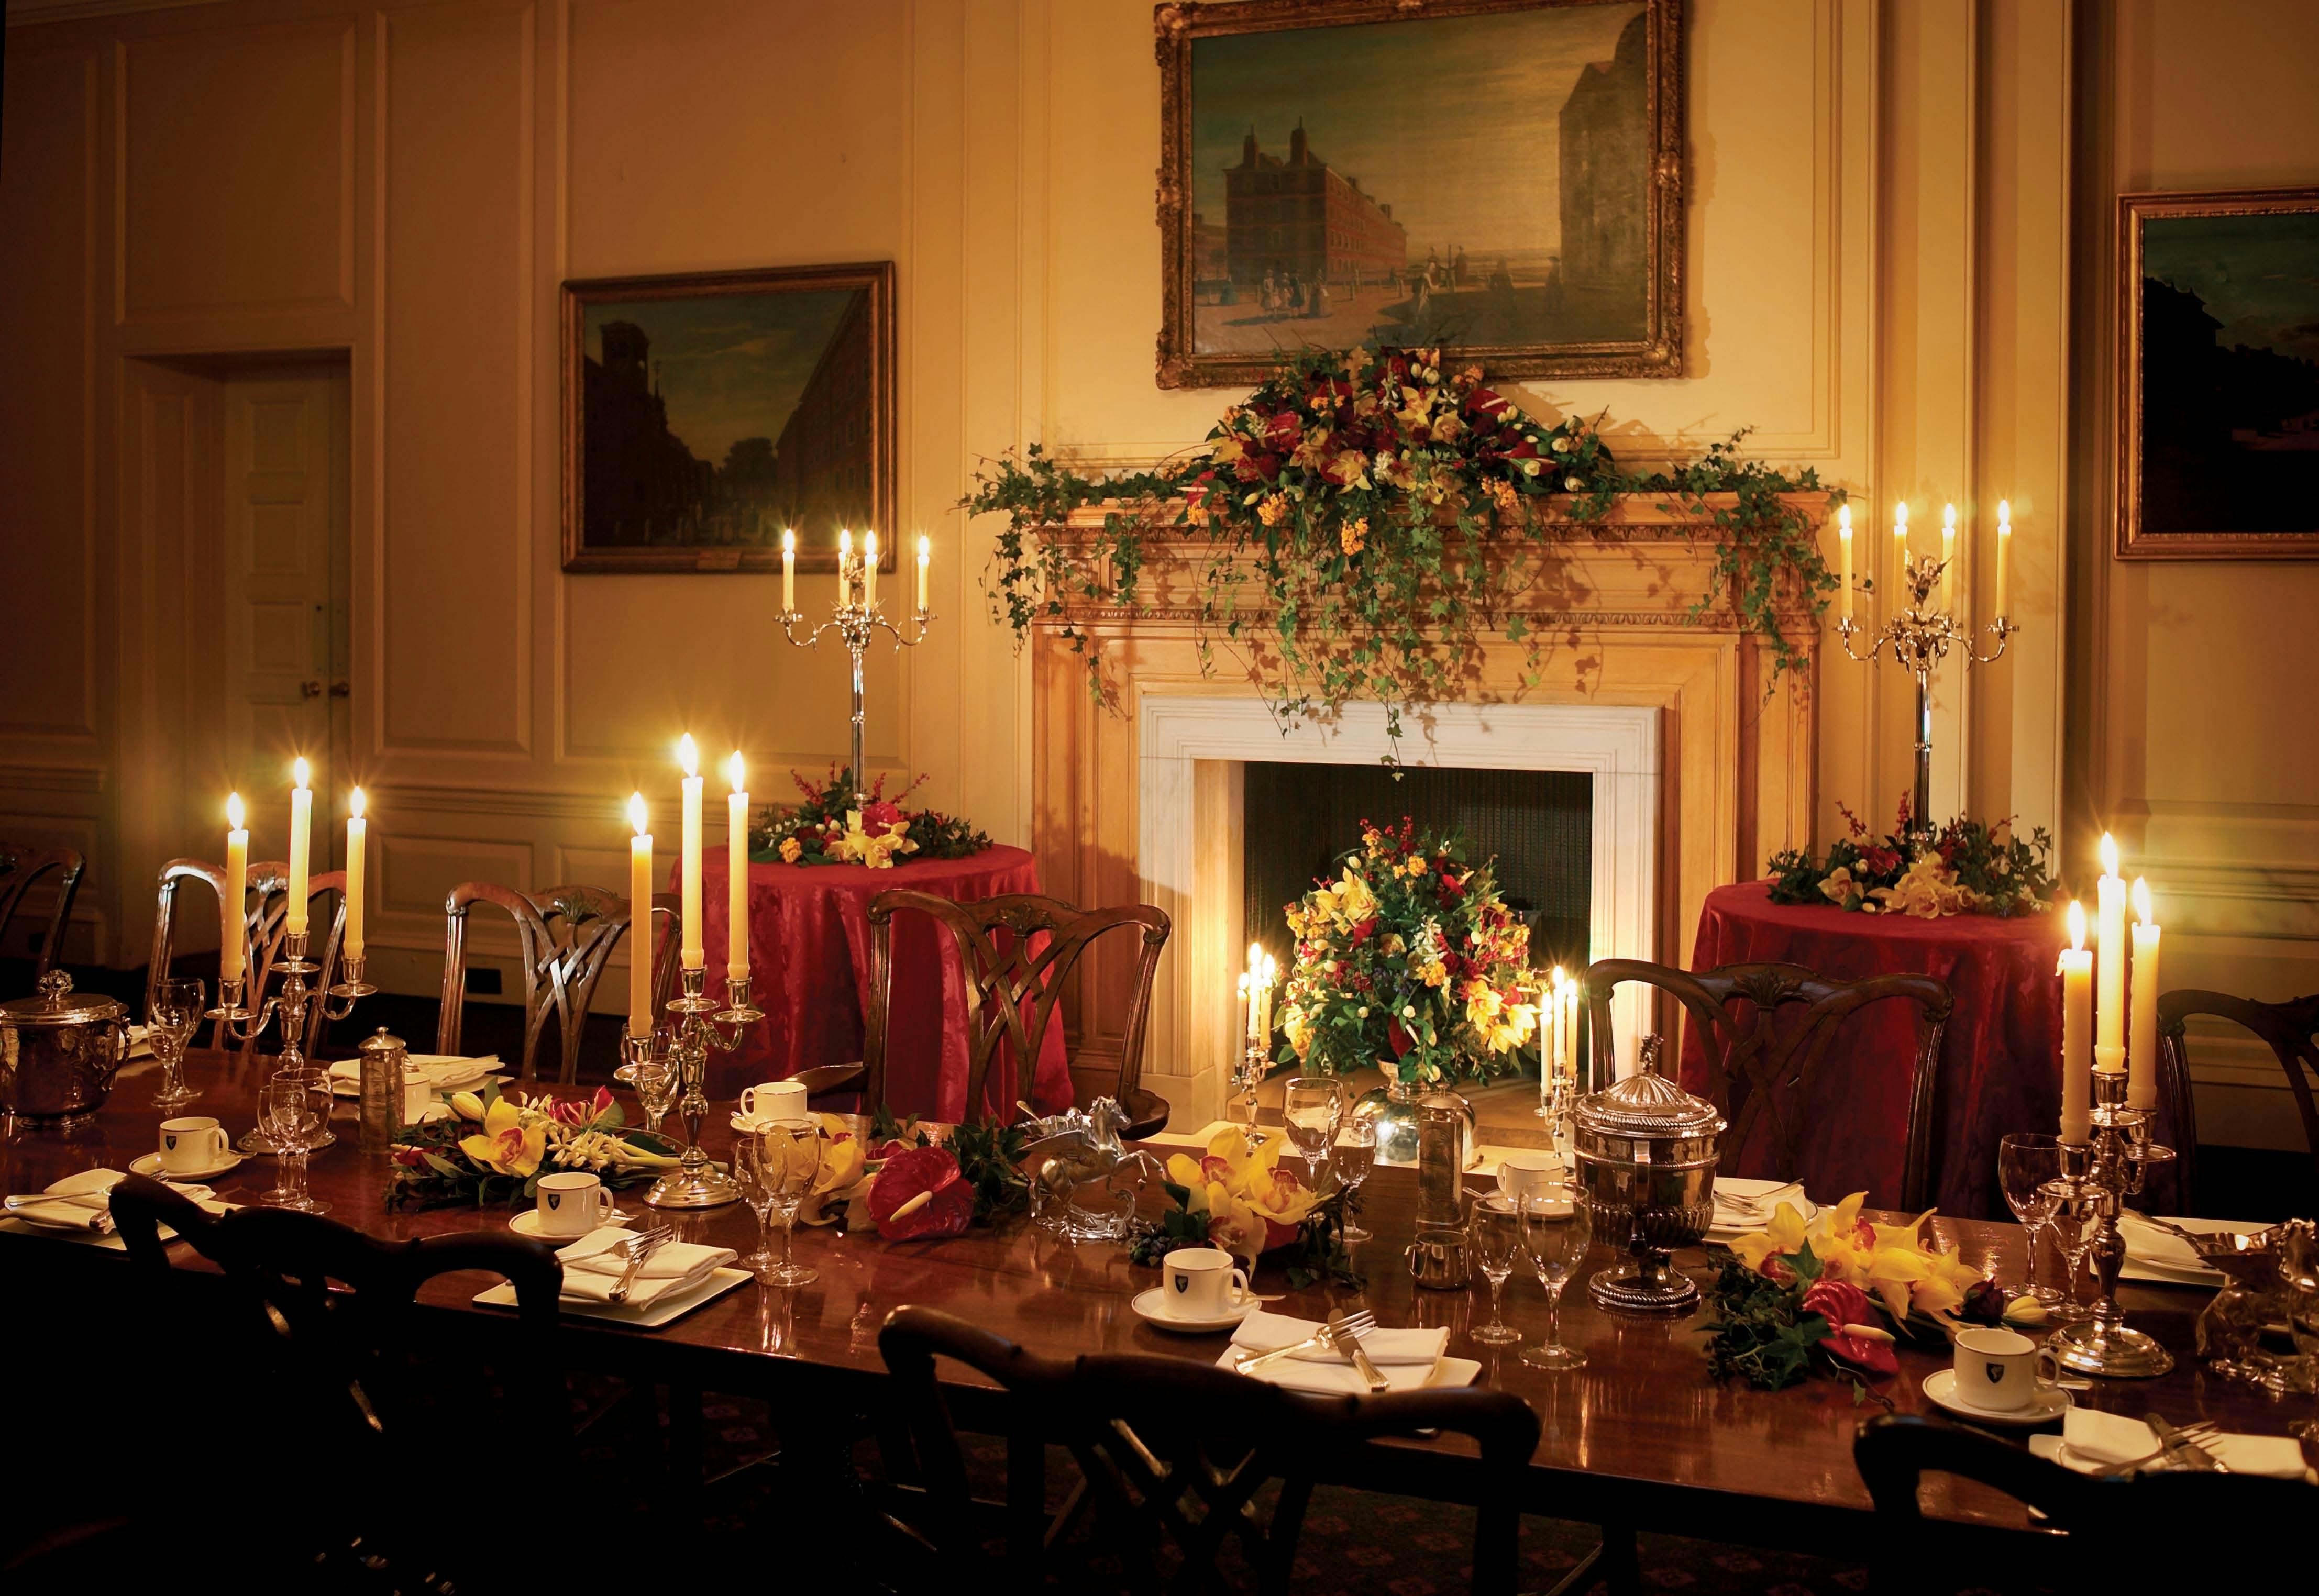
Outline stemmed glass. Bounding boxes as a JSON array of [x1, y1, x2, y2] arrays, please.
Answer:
[[615, 1046, 678, 1137], [1997, 1133, 2065, 1305], [2047, 1190, 2100, 1324], [259, 1074, 330, 1213], [742, 1124, 825, 1289], [1468, 1195, 1525, 1345], [1233, 1048, 1271, 1145], [1282, 1076, 1342, 1185], [1335, 1118, 1377, 1243], [147, 977, 206, 1110], [731, 1132, 785, 1272], [1519, 1188, 1593, 1370]]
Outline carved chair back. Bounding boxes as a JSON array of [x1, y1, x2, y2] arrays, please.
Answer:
[[1584, 958, 1955, 1210], [0, 843, 86, 976], [149, 857, 348, 1060], [2157, 988, 2319, 1213], [439, 883, 682, 1082], [109, 1173, 565, 1588], [859, 891, 1170, 1129], [877, 1304, 1538, 1594]]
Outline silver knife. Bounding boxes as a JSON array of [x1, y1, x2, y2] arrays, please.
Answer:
[[1231, 1332, 1331, 1373], [606, 1233, 662, 1305], [2144, 1413, 2227, 1472], [1329, 1313, 1390, 1392]]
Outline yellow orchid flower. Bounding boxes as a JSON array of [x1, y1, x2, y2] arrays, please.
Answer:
[[1821, 1191, 1869, 1244], [1870, 1208, 1938, 1255], [1164, 1151, 1208, 1194], [449, 1090, 487, 1123], [459, 1096, 545, 1178], [1730, 1201, 1810, 1273], [1865, 1248, 1933, 1324]]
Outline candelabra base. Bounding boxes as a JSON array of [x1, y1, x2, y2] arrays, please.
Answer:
[[644, 1164, 741, 1210], [2051, 1318, 2176, 1380]]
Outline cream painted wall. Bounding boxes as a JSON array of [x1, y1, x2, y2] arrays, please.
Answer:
[[2, 0, 2291, 1153]]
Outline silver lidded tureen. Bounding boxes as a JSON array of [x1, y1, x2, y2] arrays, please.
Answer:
[[1571, 1037, 1725, 1314], [0, 970, 130, 1130]]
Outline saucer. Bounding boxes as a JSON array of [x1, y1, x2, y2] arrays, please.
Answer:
[[510, 1207, 631, 1243], [1131, 1287, 1257, 1335], [131, 1151, 245, 1183], [1921, 1368, 2072, 1426]]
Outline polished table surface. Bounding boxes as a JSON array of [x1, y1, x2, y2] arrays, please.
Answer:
[[6, 1050, 2308, 1554]]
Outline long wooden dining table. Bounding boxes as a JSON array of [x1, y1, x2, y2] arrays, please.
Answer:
[[6, 1049, 2308, 1570]]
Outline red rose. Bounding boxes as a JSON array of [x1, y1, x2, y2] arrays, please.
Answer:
[[868, 1145, 974, 1240], [1350, 916, 1378, 945], [1264, 410, 1302, 451]]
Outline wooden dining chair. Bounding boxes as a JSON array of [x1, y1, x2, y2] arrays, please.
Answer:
[[876, 1304, 1539, 1595], [148, 857, 348, 1060], [0, 843, 85, 976], [108, 1174, 567, 1590], [1584, 958, 1956, 1210], [1852, 1413, 2305, 1592], [2156, 988, 2319, 1213], [799, 890, 1172, 1134], [438, 882, 683, 1082]]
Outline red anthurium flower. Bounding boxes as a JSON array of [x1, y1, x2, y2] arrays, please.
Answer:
[[869, 1145, 974, 1240], [1386, 1017, 1414, 1057], [1350, 916, 1378, 944]]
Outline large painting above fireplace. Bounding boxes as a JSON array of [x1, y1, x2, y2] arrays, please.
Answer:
[[1154, 0, 1686, 387]]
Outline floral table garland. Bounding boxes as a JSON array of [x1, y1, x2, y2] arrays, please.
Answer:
[[384, 1083, 682, 1210], [748, 764, 990, 870], [1765, 798, 2058, 918]]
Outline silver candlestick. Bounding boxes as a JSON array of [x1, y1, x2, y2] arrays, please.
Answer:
[[776, 549, 934, 799], [209, 930, 373, 1153], [1836, 550, 2017, 840], [640, 967, 764, 1209], [2044, 1068, 2179, 1378]]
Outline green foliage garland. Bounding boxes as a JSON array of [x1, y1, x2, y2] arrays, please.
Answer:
[[963, 347, 1839, 757]]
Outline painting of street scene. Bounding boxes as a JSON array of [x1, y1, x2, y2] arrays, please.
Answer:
[[562, 263, 892, 572], [1160, 1, 1679, 386]]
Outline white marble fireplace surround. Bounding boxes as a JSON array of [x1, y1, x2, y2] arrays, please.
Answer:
[[1136, 695, 1661, 1126]]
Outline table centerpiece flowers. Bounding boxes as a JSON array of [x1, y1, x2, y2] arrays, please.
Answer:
[[1129, 1124, 1356, 1289], [383, 1083, 682, 1211], [1765, 798, 2058, 919], [750, 764, 991, 869], [1273, 818, 1540, 1089]]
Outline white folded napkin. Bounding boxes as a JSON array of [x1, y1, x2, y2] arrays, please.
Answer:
[[126, 1024, 153, 1057], [328, 1054, 499, 1092], [2057, 1407, 2309, 1480], [2117, 1216, 2259, 1274], [1223, 1311, 1450, 1394], [553, 1227, 735, 1309], [1711, 1179, 1806, 1226], [6, 1168, 126, 1233]]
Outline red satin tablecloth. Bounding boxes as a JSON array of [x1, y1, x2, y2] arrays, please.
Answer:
[[1682, 881, 2071, 1218], [688, 845, 1072, 1118]]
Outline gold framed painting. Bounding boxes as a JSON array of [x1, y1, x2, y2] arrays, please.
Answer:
[[1153, 0, 1685, 390], [2116, 186, 2319, 560], [560, 261, 895, 574]]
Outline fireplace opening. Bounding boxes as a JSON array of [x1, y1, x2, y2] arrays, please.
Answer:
[[1240, 761, 1594, 985]]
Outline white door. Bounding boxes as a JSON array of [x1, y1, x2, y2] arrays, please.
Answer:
[[222, 367, 350, 868]]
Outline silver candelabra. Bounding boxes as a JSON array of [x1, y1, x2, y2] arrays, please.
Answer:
[[2045, 1068, 2179, 1377], [208, 930, 374, 1152], [777, 551, 934, 798], [1836, 551, 2017, 838], [633, 966, 763, 1209]]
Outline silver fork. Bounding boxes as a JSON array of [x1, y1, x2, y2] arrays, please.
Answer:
[[2072, 1420, 2221, 1477], [604, 1223, 674, 1305], [1328, 1311, 1390, 1392], [1233, 1309, 1377, 1375]]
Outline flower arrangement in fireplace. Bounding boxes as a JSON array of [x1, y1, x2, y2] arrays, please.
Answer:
[[1273, 818, 1539, 1088]]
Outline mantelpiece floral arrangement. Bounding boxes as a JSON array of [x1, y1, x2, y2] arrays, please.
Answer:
[[964, 345, 1840, 757]]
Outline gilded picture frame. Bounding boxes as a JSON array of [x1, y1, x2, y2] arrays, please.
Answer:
[[560, 261, 896, 574], [1154, 0, 1686, 390], [2116, 186, 2319, 560]]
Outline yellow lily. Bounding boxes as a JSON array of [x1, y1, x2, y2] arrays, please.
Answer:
[[459, 1096, 545, 1178]]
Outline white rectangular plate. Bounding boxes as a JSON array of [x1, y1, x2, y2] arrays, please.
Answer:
[[472, 1265, 752, 1328]]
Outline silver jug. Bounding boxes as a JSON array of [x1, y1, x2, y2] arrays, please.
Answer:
[[356, 1027, 408, 1151], [1406, 1098, 1472, 1289]]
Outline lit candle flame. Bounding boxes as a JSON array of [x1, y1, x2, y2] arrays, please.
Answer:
[[839, 528, 852, 560], [1895, 502, 1909, 528], [1943, 503, 1957, 529], [728, 751, 745, 791], [1837, 503, 1850, 533], [2067, 899, 2087, 950], [349, 786, 366, 820], [918, 534, 931, 560], [677, 733, 699, 778], [1998, 499, 2011, 526], [292, 756, 311, 790], [227, 792, 246, 830], [2131, 876, 2153, 925], [628, 792, 648, 837], [781, 528, 795, 555], [1247, 941, 1264, 971], [2099, 830, 2119, 878]]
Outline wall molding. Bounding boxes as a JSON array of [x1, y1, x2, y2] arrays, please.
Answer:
[[383, 782, 623, 824], [0, 763, 107, 797]]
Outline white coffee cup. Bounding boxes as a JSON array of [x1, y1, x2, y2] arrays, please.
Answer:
[[158, 1116, 229, 1173], [400, 1066, 433, 1124], [1496, 1150, 1564, 1202], [1952, 1326, 2063, 1412], [1161, 1246, 1254, 1319], [533, 1171, 615, 1238], [738, 1079, 808, 1125]]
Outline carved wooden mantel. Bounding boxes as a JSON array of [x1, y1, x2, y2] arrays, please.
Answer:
[[1030, 492, 1830, 1123]]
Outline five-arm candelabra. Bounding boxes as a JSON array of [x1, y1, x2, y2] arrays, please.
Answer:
[[2045, 1068, 2179, 1377], [631, 967, 763, 1209], [209, 934, 374, 1152], [777, 544, 933, 799]]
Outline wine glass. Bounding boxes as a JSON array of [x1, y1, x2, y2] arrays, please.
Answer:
[[1282, 1076, 1342, 1184], [147, 977, 206, 1110], [754, 1124, 825, 1289], [1468, 1195, 1525, 1345], [259, 1074, 330, 1213], [1335, 1118, 1377, 1243], [1519, 1187, 1593, 1370], [1998, 1133, 2064, 1305], [2046, 1192, 2099, 1324], [615, 1046, 677, 1136], [731, 1135, 783, 1273]]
